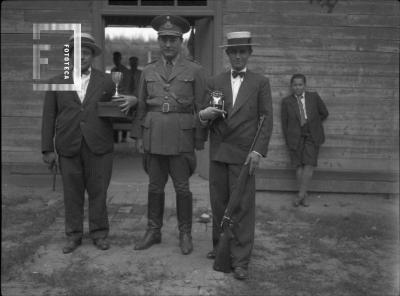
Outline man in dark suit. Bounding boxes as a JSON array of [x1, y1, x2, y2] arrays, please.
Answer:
[[281, 73, 329, 207], [131, 15, 208, 255], [199, 31, 273, 280], [41, 33, 135, 253]]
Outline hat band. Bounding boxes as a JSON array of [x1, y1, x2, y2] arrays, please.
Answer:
[[158, 30, 183, 37], [227, 37, 252, 45], [70, 37, 96, 44]]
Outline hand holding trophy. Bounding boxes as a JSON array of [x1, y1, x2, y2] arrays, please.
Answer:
[[111, 71, 123, 98], [199, 90, 227, 121], [210, 90, 225, 119]]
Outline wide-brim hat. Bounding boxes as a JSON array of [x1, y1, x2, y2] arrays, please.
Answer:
[[219, 31, 259, 48], [151, 15, 190, 37], [68, 33, 102, 56]]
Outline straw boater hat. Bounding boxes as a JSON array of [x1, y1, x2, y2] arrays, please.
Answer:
[[219, 31, 259, 47], [151, 15, 190, 37], [68, 33, 102, 57]]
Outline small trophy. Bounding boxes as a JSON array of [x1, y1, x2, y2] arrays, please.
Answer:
[[210, 90, 225, 118], [111, 71, 123, 98]]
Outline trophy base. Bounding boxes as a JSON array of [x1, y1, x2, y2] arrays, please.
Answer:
[[97, 101, 129, 118], [112, 95, 123, 99]]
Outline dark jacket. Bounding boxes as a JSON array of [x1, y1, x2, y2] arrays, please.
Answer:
[[206, 70, 273, 164], [281, 91, 329, 149], [41, 68, 115, 156]]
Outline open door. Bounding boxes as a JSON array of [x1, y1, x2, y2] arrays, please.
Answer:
[[193, 17, 213, 178], [194, 17, 213, 76]]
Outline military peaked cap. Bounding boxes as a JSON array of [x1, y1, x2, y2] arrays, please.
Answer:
[[151, 15, 190, 37]]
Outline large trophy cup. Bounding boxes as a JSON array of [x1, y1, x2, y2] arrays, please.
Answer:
[[97, 71, 125, 118], [210, 90, 225, 119], [111, 71, 123, 98]]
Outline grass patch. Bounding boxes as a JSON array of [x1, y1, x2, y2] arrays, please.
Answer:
[[251, 205, 398, 296], [30, 264, 137, 296]]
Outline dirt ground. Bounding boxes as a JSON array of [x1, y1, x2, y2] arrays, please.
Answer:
[[2, 151, 399, 296]]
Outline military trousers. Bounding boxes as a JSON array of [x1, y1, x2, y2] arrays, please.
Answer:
[[209, 160, 256, 269], [145, 153, 195, 233], [59, 139, 112, 241]]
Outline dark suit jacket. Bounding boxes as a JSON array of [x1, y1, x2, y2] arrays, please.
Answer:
[[41, 68, 115, 157], [281, 91, 329, 149], [206, 70, 273, 164]]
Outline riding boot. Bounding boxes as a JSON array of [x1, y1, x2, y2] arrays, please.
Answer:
[[176, 192, 193, 255], [134, 192, 164, 250]]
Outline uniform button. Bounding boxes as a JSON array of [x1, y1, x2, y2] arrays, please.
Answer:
[[80, 121, 85, 125], [80, 107, 84, 111]]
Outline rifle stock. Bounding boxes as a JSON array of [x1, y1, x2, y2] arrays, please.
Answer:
[[213, 224, 234, 273]]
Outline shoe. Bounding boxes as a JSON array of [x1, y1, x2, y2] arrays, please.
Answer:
[[62, 239, 82, 254], [179, 232, 193, 255], [233, 266, 248, 280], [206, 249, 216, 259], [93, 238, 110, 250], [134, 230, 161, 250]]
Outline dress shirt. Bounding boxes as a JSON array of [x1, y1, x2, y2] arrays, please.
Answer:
[[77, 67, 91, 102], [231, 68, 246, 106], [296, 92, 307, 120]]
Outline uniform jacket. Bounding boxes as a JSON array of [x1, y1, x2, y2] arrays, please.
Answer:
[[41, 68, 115, 156], [131, 56, 208, 155], [281, 91, 329, 149], [206, 70, 273, 164]]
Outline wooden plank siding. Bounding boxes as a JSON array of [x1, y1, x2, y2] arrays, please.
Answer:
[[196, 0, 400, 192], [1, 0, 399, 193], [1, 0, 94, 165], [219, 0, 399, 192]]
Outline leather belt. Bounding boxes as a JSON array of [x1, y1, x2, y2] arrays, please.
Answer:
[[147, 103, 193, 113]]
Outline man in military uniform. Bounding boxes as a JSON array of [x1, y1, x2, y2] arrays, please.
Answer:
[[131, 15, 208, 255]]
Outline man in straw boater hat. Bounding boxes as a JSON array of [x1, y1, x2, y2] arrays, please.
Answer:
[[199, 31, 273, 280], [131, 15, 208, 255], [42, 33, 136, 253]]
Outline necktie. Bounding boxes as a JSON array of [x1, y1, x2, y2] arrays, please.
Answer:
[[232, 71, 245, 78], [166, 60, 173, 77], [296, 95, 307, 126]]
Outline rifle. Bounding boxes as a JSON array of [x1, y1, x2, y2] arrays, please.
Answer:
[[213, 115, 266, 273]]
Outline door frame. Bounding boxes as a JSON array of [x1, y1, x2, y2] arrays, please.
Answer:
[[91, 0, 223, 75]]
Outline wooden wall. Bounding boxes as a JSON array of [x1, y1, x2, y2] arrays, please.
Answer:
[[1, 0, 94, 165], [1, 0, 399, 192], [221, 0, 399, 178]]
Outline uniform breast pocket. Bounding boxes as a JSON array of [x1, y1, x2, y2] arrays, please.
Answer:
[[145, 76, 161, 96], [176, 75, 194, 97]]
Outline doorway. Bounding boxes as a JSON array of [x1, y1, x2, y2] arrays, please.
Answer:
[[91, 1, 220, 175]]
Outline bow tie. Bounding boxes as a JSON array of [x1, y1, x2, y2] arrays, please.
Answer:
[[232, 71, 245, 78]]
